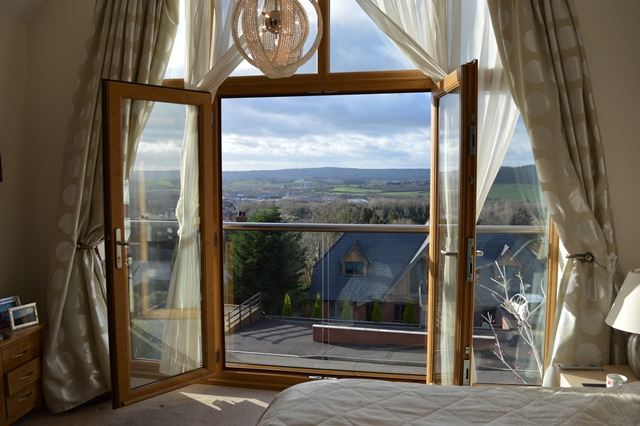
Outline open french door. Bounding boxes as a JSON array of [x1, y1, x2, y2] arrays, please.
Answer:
[[103, 81, 220, 407], [427, 61, 478, 385]]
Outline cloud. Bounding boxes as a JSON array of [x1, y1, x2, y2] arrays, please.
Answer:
[[221, 92, 431, 171], [222, 92, 431, 138], [503, 117, 535, 166], [135, 140, 182, 170], [330, 0, 413, 72], [222, 129, 430, 171]]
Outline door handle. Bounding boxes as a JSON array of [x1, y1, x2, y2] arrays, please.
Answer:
[[115, 228, 125, 269], [440, 250, 457, 256]]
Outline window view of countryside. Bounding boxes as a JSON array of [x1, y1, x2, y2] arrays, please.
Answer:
[[127, 164, 547, 384], [126, 92, 547, 386]]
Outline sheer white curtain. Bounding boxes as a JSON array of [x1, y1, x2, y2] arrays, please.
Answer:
[[356, 0, 519, 384], [160, 0, 243, 375], [355, 0, 519, 218]]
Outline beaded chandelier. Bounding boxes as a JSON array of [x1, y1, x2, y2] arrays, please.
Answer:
[[231, 0, 323, 79]]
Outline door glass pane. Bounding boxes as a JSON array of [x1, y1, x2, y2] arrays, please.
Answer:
[[122, 99, 203, 389], [223, 229, 428, 376], [473, 117, 549, 385], [434, 90, 460, 385]]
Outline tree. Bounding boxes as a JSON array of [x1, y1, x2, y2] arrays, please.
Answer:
[[402, 301, 417, 324], [371, 299, 382, 322], [340, 297, 353, 321], [231, 205, 306, 315], [312, 293, 322, 318], [281, 292, 293, 316], [509, 207, 533, 226]]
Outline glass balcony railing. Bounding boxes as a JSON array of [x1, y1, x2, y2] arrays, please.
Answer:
[[124, 218, 548, 383], [222, 224, 429, 376]]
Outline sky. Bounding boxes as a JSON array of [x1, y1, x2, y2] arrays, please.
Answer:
[[137, 0, 534, 172]]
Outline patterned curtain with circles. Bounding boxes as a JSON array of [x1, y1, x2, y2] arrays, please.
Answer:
[[43, 0, 178, 412], [487, 0, 624, 386]]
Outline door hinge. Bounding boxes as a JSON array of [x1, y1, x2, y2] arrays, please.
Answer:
[[466, 238, 475, 283]]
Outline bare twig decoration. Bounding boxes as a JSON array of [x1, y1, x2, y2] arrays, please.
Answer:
[[479, 262, 545, 383]]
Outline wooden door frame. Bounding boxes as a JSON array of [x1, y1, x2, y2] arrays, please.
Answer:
[[427, 61, 477, 385], [102, 80, 219, 407]]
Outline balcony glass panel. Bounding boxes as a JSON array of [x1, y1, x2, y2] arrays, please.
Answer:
[[472, 117, 549, 385], [223, 228, 428, 376]]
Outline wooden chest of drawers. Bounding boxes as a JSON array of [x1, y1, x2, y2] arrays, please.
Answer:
[[0, 324, 45, 425]]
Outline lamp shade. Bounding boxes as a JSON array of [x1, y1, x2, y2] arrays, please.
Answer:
[[605, 270, 640, 334]]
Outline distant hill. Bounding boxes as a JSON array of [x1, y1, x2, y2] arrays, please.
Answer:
[[131, 170, 180, 181], [493, 165, 538, 185], [131, 165, 537, 185], [222, 167, 430, 183]]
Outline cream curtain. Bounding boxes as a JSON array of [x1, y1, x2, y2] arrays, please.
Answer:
[[43, 0, 178, 412], [487, 0, 622, 386], [159, 0, 243, 374]]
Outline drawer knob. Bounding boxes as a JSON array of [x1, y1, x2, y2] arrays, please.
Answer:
[[17, 392, 32, 403], [13, 350, 28, 359], [18, 372, 33, 381]]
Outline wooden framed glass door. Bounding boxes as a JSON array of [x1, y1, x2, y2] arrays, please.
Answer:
[[103, 80, 219, 407], [427, 61, 478, 385]]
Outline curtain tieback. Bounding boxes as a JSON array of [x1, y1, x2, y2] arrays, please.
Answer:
[[566, 252, 594, 263], [566, 252, 616, 302], [76, 242, 99, 250], [566, 252, 597, 301]]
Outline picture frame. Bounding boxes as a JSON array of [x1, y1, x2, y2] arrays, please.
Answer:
[[9, 302, 39, 331], [0, 296, 21, 329]]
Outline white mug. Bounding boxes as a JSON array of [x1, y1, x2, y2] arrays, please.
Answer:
[[606, 373, 628, 388]]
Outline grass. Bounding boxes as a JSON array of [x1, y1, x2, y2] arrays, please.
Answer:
[[487, 184, 540, 202], [331, 186, 382, 194]]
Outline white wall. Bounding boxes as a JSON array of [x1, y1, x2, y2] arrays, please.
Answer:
[[0, 14, 31, 301], [0, 0, 95, 313], [574, 0, 640, 275], [26, 0, 96, 315]]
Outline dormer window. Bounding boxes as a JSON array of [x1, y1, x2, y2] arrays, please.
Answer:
[[341, 244, 368, 276], [344, 261, 365, 276]]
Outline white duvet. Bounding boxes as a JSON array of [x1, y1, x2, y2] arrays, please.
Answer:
[[258, 378, 640, 425]]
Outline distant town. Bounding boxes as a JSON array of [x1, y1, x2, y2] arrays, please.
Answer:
[[129, 165, 544, 226]]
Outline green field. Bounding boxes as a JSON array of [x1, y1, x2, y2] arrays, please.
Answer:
[[487, 184, 540, 202], [331, 186, 382, 194]]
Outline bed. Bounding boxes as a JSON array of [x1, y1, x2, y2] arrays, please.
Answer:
[[258, 378, 640, 425]]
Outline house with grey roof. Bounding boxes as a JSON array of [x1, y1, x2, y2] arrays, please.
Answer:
[[474, 232, 547, 329], [309, 232, 427, 323], [309, 230, 546, 329]]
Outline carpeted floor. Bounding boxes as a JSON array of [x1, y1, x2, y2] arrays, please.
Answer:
[[17, 384, 278, 425]]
